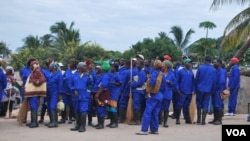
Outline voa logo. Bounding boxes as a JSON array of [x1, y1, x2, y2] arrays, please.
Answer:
[[226, 129, 247, 136]]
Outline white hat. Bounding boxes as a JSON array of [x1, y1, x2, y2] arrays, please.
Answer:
[[6, 66, 14, 73], [136, 54, 144, 60], [58, 62, 64, 67], [132, 58, 137, 61]]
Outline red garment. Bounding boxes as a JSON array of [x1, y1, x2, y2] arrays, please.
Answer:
[[230, 57, 239, 63], [164, 55, 172, 61]]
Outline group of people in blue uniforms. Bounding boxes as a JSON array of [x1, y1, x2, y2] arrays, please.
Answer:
[[1, 53, 246, 134]]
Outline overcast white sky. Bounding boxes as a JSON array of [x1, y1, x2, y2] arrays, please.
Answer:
[[0, 0, 249, 53]]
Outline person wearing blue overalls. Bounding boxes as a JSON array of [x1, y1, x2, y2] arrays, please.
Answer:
[[86, 60, 96, 126], [170, 61, 182, 119], [129, 60, 147, 125], [94, 61, 111, 129], [60, 59, 78, 124], [106, 63, 122, 128], [91, 65, 103, 127], [208, 59, 227, 125], [175, 58, 195, 124], [160, 60, 175, 127], [19, 58, 35, 125], [136, 60, 164, 135], [70, 62, 93, 132], [46, 62, 63, 128], [24, 60, 48, 128], [39, 59, 52, 124], [0, 61, 7, 114], [224, 57, 240, 116], [195, 56, 216, 125], [118, 60, 137, 123]]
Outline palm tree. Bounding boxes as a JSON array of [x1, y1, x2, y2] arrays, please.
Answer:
[[50, 21, 81, 59], [50, 21, 80, 47], [210, 0, 250, 65], [40, 34, 54, 48], [199, 21, 217, 56], [170, 26, 195, 54], [158, 32, 168, 39], [22, 35, 41, 49], [199, 21, 217, 39], [0, 41, 11, 58]]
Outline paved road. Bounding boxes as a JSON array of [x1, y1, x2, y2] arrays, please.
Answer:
[[0, 110, 249, 141]]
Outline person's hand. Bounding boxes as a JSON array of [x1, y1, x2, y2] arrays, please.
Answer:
[[147, 93, 151, 99], [95, 93, 99, 99], [74, 90, 78, 96]]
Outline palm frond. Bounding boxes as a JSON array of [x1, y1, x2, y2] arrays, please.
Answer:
[[170, 26, 183, 48], [221, 19, 250, 50], [181, 29, 195, 48], [224, 7, 250, 35], [210, 0, 250, 10]]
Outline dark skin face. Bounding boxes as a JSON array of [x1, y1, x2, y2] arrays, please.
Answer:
[[136, 61, 143, 70], [88, 64, 94, 71], [162, 64, 169, 72], [5, 69, 12, 75], [78, 65, 87, 73], [213, 60, 219, 69], [69, 61, 77, 70], [96, 67, 102, 74], [144, 60, 151, 67], [49, 65, 55, 72], [184, 62, 191, 69], [111, 66, 116, 73]]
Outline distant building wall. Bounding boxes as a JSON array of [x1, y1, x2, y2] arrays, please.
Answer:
[[224, 76, 250, 114]]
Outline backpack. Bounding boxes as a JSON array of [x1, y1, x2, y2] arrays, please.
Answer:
[[145, 72, 163, 94]]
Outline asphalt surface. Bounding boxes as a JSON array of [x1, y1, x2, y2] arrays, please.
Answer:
[[0, 109, 249, 141]]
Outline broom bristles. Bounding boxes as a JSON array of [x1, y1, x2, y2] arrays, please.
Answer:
[[125, 94, 133, 124], [189, 94, 197, 124], [17, 98, 28, 126]]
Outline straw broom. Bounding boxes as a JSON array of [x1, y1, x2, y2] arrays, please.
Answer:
[[189, 93, 196, 124], [125, 57, 134, 124], [17, 98, 29, 126], [5, 88, 12, 119]]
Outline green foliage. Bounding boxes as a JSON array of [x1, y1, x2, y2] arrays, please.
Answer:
[[74, 43, 113, 61], [170, 26, 195, 49], [7, 21, 188, 72], [0, 41, 11, 56], [123, 34, 182, 61], [10, 48, 52, 70], [188, 38, 218, 61], [199, 21, 217, 30]]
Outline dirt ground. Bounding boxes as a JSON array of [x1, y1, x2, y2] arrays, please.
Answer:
[[0, 109, 249, 141]]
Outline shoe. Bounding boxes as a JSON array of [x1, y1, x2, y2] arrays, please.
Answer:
[[29, 110, 39, 128], [78, 114, 86, 132], [88, 122, 94, 126], [224, 113, 234, 116], [96, 117, 104, 129], [58, 119, 65, 124], [38, 119, 44, 124], [136, 131, 148, 135], [149, 131, 159, 134], [68, 119, 73, 124]]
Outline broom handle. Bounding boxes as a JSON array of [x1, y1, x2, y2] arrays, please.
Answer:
[[130, 57, 132, 95], [6, 88, 12, 118]]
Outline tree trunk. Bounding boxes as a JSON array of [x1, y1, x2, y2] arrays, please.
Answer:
[[226, 38, 250, 71]]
